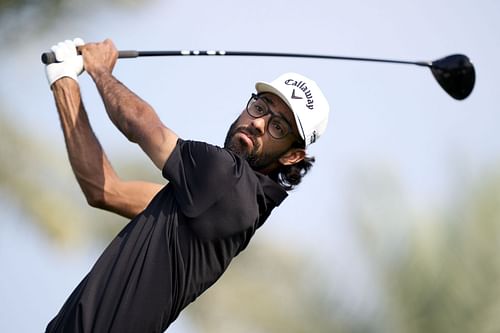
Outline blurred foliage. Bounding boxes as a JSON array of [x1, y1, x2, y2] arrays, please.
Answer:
[[0, 108, 85, 245], [186, 240, 367, 333], [0, 0, 151, 45], [0, 0, 149, 15], [183, 166, 500, 333], [1, 1, 499, 332], [0, 0, 154, 245], [0, 107, 161, 247], [351, 165, 500, 333]]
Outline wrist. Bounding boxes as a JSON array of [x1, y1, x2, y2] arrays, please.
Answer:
[[50, 75, 78, 90], [44, 38, 85, 88], [46, 60, 82, 87], [89, 69, 116, 91], [87, 67, 113, 82], [51, 77, 79, 93]]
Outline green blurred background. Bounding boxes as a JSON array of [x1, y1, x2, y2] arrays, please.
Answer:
[[1, 0, 499, 332]]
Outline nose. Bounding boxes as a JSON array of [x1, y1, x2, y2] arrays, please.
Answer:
[[250, 116, 267, 136]]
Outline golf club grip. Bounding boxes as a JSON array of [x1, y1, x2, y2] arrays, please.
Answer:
[[41, 50, 140, 64]]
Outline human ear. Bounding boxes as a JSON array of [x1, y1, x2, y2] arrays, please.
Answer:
[[279, 148, 306, 166]]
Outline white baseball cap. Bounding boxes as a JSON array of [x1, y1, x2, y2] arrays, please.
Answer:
[[255, 72, 329, 146]]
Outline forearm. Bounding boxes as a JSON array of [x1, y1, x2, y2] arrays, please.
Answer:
[[91, 72, 154, 142], [52, 78, 115, 206], [80, 39, 178, 169], [52, 78, 163, 218], [91, 71, 177, 169]]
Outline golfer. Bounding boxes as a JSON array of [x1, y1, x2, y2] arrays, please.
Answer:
[[44, 38, 329, 332]]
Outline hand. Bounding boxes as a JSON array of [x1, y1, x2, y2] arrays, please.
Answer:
[[45, 38, 85, 87], [79, 39, 118, 80]]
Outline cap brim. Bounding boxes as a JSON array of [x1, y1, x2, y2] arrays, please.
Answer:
[[255, 81, 306, 142]]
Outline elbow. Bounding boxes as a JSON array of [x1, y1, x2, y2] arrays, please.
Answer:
[[82, 183, 133, 218], [84, 190, 107, 209], [86, 192, 121, 215], [84, 186, 140, 220], [75, 171, 118, 210]]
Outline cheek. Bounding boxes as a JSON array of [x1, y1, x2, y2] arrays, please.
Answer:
[[261, 137, 295, 156], [238, 111, 254, 124]]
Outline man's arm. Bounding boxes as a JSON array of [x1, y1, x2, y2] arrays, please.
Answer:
[[51, 77, 163, 219], [80, 39, 179, 170]]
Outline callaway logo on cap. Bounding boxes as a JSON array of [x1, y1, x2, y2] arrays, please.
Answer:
[[255, 73, 330, 146]]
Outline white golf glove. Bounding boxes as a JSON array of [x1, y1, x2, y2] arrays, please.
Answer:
[[45, 38, 85, 86]]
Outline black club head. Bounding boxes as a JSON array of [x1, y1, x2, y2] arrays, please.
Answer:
[[430, 54, 475, 100]]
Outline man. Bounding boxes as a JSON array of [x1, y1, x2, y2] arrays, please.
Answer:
[[44, 38, 329, 332]]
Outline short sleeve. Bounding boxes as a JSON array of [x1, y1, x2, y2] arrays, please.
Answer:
[[162, 139, 244, 217]]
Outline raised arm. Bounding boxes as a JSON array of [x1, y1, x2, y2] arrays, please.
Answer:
[[51, 77, 163, 219], [80, 39, 179, 170]]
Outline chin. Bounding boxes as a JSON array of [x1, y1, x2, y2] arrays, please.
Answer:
[[225, 138, 250, 159]]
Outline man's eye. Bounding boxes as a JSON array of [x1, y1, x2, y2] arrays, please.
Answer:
[[254, 104, 266, 115], [271, 120, 286, 135]]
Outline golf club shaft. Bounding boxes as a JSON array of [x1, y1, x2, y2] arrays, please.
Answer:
[[41, 49, 432, 67]]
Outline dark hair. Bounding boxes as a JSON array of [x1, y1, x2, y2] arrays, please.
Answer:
[[269, 140, 315, 191]]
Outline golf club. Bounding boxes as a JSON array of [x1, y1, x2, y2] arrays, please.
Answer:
[[41, 50, 475, 100]]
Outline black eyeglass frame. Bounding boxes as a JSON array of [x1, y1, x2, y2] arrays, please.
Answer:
[[245, 93, 298, 140]]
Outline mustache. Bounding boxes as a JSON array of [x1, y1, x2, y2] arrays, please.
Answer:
[[224, 119, 261, 153], [234, 126, 260, 143]]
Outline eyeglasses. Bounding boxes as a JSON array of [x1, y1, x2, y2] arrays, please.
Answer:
[[246, 94, 293, 140]]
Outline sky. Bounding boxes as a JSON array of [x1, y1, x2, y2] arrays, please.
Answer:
[[1, 0, 499, 331]]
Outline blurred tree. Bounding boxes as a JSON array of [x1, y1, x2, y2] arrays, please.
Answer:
[[0, 0, 154, 246], [2, 2, 498, 332], [0, 0, 151, 45], [185, 239, 368, 333], [0, 108, 85, 245], [185, 165, 500, 333], [351, 166, 500, 333], [0, 103, 160, 246]]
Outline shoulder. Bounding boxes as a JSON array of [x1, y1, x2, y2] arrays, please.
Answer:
[[165, 139, 240, 173], [162, 139, 256, 217]]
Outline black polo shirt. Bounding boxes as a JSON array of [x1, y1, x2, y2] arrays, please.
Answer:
[[46, 139, 288, 333]]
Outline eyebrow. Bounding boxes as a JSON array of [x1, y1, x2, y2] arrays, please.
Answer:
[[261, 95, 275, 106]]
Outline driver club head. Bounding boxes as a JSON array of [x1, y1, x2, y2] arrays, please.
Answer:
[[430, 54, 475, 100]]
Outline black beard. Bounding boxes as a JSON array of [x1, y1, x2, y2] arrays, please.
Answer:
[[224, 119, 280, 170]]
